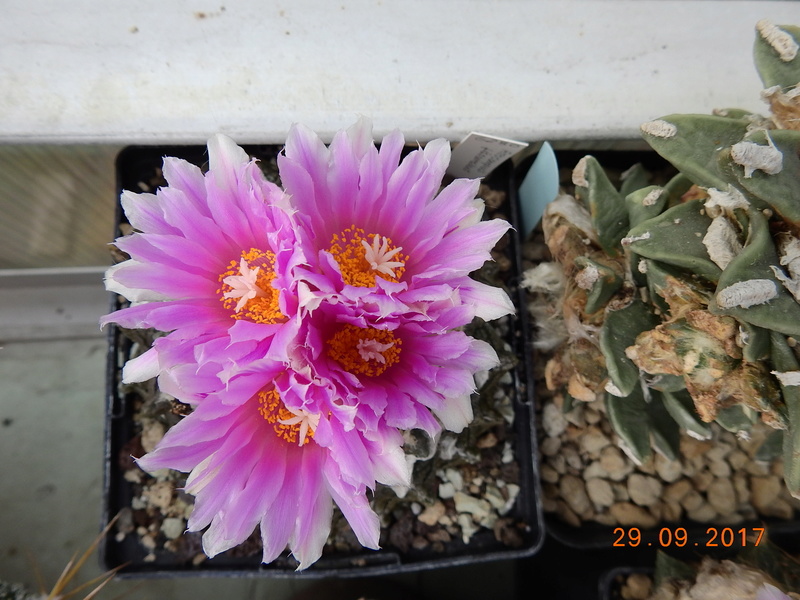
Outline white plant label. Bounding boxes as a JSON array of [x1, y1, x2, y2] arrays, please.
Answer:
[[447, 132, 528, 179]]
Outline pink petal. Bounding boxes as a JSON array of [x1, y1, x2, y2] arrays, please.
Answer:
[[260, 449, 304, 563], [161, 157, 211, 216], [113, 232, 222, 277], [120, 190, 179, 235], [324, 458, 380, 550], [312, 416, 374, 489], [456, 278, 516, 321], [99, 299, 228, 332], [207, 134, 251, 190], [104, 261, 171, 303], [157, 187, 239, 259], [290, 447, 333, 570], [414, 218, 512, 277], [433, 392, 474, 433], [377, 129, 405, 186], [108, 260, 216, 300], [216, 438, 288, 545], [121, 347, 159, 383]]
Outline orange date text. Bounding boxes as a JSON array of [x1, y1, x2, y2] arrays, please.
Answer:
[[612, 527, 764, 548]]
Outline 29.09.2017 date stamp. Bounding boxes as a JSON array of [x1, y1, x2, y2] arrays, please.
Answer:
[[612, 526, 765, 548]]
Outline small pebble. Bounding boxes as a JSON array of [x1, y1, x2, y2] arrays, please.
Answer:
[[540, 465, 559, 484], [540, 436, 561, 457], [691, 470, 714, 492], [559, 474, 592, 517], [627, 474, 662, 507], [663, 480, 692, 504], [160, 517, 185, 540], [542, 402, 568, 437], [578, 426, 610, 456], [654, 454, 683, 483], [621, 573, 653, 600], [477, 432, 498, 449], [751, 476, 781, 512], [599, 446, 633, 481], [453, 492, 492, 520], [438, 482, 456, 499], [608, 502, 657, 528], [709, 459, 731, 478], [707, 478, 737, 516], [661, 501, 682, 522], [581, 461, 608, 480], [586, 478, 614, 507], [418, 501, 447, 526], [681, 490, 704, 513], [687, 502, 717, 523]]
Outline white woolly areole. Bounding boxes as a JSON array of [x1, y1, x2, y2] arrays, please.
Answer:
[[703, 216, 743, 270], [730, 135, 783, 178], [772, 371, 800, 386], [621, 232, 651, 246], [757, 19, 799, 62], [773, 236, 800, 302], [778, 235, 800, 279], [640, 120, 677, 139], [704, 186, 749, 216], [716, 279, 778, 309], [575, 263, 600, 290], [520, 262, 565, 294], [642, 188, 663, 207], [572, 156, 589, 187], [543, 194, 597, 242], [771, 264, 800, 302], [761, 84, 800, 104]]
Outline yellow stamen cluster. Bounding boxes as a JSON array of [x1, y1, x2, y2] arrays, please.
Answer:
[[217, 248, 284, 324], [328, 227, 407, 287], [327, 324, 402, 377], [257, 389, 315, 446]]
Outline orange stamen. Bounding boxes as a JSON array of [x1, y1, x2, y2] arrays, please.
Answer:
[[257, 389, 318, 446], [328, 227, 408, 287], [327, 324, 401, 377], [217, 248, 285, 324]]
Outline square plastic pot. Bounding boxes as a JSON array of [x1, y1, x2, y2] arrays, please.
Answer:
[[100, 144, 545, 577]]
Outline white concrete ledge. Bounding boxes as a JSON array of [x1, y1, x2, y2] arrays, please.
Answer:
[[0, 267, 109, 341], [2, 1, 798, 144]]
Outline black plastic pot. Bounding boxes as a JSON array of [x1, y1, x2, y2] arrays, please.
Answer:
[[100, 144, 544, 577]]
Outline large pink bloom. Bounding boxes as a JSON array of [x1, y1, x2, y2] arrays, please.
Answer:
[[136, 376, 410, 570], [279, 117, 515, 323], [101, 134, 304, 391], [224, 295, 501, 440], [272, 118, 513, 436]]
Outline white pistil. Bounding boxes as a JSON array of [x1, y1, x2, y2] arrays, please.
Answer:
[[223, 258, 268, 312], [357, 338, 394, 364], [362, 235, 404, 277], [279, 406, 321, 446]]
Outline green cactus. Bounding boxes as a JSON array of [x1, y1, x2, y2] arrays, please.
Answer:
[[530, 21, 800, 495]]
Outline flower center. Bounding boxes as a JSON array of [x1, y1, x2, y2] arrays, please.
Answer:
[[218, 248, 284, 324], [328, 227, 407, 287], [257, 388, 319, 446], [327, 324, 401, 377]]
